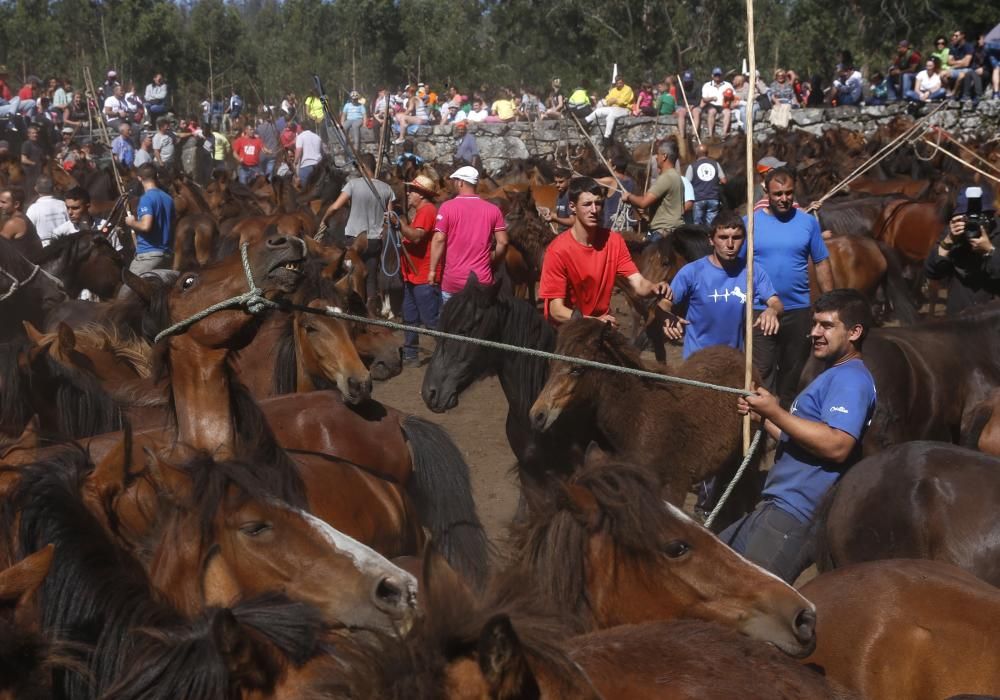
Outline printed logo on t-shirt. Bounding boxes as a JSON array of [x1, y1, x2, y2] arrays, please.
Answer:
[[708, 285, 747, 304], [243, 145, 257, 156], [696, 163, 716, 182], [830, 405, 849, 414]]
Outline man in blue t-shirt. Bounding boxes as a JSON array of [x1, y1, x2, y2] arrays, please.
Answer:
[[124, 163, 176, 275], [722, 289, 877, 583], [663, 210, 783, 359], [743, 167, 833, 407]]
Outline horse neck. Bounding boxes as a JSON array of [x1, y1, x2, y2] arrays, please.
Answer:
[[587, 370, 645, 451], [168, 337, 235, 458], [496, 299, 555, 418], [145, 511, 206, 617]]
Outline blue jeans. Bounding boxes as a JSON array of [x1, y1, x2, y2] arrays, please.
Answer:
[[720, 500, 814, 583], [905, 88, 946, 102], [259, 154, 275, 179], [693, 199, 721, 226], [238, 164, 259, 185], [298, 164, 315, 185], [402, 282, 441, 359]]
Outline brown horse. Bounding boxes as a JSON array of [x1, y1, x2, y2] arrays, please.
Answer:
[[139, 451, 418, 633], [530, 319, 750, 512], [816, 441, 1000, 586], [316, 550, 840, 700], [800, 302, 1000, 453], [813, 234, 918, 324], [873, 198, 946, 264], [173, 212, 219, 270], [505, 458, 817, 656], [801, 559, 1000, 700], [87, 237, 486, 583]]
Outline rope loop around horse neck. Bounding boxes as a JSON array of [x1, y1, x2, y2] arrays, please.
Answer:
[[0, 264, 40, 302], [153, 242, 278, 343], [703, 428, 764, 528]]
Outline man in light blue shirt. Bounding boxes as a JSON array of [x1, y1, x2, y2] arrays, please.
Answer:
[[341, 91, 367, 157]]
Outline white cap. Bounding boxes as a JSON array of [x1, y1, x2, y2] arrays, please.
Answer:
[[449, 165, 479, 185]]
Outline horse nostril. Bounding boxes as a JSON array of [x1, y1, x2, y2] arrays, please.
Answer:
[[530, 410, 546, 431], [425, 387, 437, 404], [374, 576, 404, 610], [794, 608, 817, 643], [266, 235, 288, 247]]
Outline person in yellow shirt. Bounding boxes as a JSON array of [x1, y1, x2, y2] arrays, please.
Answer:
[[490, 89, 517, 122], [585, 76, 634, 141], [304, 89, 326, 142]]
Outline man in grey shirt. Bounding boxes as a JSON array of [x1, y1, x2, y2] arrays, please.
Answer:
[[255, 116, 279, 180], [152, 117, 176, 174], [320, 152, 395, 313], [144, 73, 169, 121]]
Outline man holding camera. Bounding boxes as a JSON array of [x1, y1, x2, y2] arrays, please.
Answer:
[[925, 186, 1000, 316]]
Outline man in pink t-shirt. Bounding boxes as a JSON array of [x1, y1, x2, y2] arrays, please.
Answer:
[[428, 166, 509, 301]]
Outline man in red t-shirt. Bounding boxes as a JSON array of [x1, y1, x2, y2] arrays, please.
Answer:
[[539, 176, 673, 325], [398, 174, 443, 365], [232, 124, 264, 185]]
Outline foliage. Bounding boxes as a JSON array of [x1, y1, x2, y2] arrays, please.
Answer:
[[0, 0, 994, 113]]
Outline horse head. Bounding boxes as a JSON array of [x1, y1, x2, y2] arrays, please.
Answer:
[[511, 460, 818, 658], [141, 452, 419, 636], [161, 228, 306, 351], [421, 273, 501, 413]]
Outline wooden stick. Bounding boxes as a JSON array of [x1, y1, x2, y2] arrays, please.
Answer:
[[675, 75, 702, 146], [743, 0, 758, 455]]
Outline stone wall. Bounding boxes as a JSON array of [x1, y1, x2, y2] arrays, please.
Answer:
[[359, 101, 1000, 173]]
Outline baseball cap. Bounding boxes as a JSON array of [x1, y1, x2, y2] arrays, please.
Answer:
[[107, 69, 118, 78], [449, 165, 479, 186], [61, 126, 74, 134], [756, 156, 787, 173], [712, 67, 723, 76], [954, 186, 996, 215], [682, 70, 694, 82]]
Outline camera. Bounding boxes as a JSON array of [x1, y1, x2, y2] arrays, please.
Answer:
[[964, 186, 985, 239]]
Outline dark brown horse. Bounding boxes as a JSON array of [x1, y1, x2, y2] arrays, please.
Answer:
[[0, 237, 67, 342], [800, 303, 1000, 453], [529, 319, 750, 514], [801, 559, 1000, 700], [816, 441, 1000, 586], [37, 230, 125, 300], [505, 458, 817, 656]]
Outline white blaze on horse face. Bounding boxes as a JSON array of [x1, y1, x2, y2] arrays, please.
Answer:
[[292, 506, 418, 598]]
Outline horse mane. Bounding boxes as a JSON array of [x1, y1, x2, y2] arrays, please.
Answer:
[[667, 225, 713, 261], [0, 341, 32, 434], [48, 324, 152, 379], [556, 318, 645, 371], [35, 231, 85, 265], [272, 315, 299, 395], [503, 461, 666, 627], [3, 448, 185, 699], [175, 177, 212, 213]]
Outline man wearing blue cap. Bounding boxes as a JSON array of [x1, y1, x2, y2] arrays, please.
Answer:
[[925, 185, 999, 315], [696, 67, 733, 139]]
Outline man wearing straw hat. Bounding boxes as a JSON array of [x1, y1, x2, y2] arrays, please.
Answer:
[[399, 174, 443, 366]]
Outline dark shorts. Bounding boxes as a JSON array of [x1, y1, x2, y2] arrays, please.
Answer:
[[720, 500, 814, 584]]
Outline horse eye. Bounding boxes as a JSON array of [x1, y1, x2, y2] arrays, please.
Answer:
[[569, 365, 585, 377], [239, 521, 272, 537], [663, 540, 691, 559], [181, 274, 198, 290]]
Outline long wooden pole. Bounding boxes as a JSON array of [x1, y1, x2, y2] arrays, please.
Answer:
[[743, 0, 758, 455], [675, 75, 702, 146]]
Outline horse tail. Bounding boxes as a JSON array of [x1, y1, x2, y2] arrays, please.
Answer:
[[876, 240, 919, 325], [811, 479, 843, 573], [401, 415, 491, 590]]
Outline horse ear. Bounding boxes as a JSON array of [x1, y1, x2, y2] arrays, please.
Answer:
[[582, 441, 613, 468], [0, 544, 54, 625], [477, 614, 541, 700], [465, 271, 481, 289], [560, 481, 601, 529], [350, 233, 368, 253], [142, 448, 187, 504], [421, 541, 476, 619], [21, 321, 49, 347], [57, 322, 77, 352], [122, 269, 154, 304]]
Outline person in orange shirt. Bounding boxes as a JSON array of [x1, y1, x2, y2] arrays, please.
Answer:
[[398, 174, 443, 365]]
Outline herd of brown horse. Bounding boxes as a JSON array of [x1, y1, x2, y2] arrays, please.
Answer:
[[0, 120, 997, 698]]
